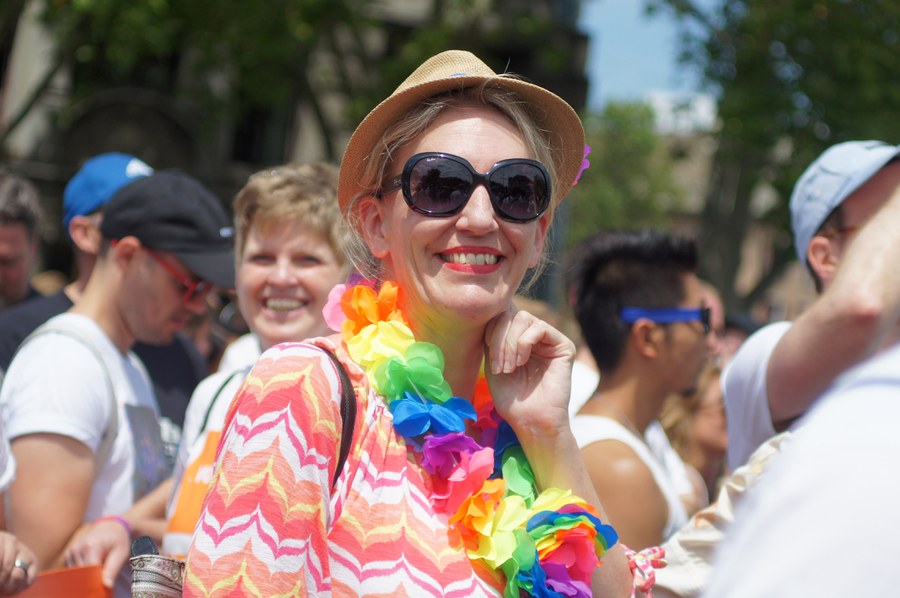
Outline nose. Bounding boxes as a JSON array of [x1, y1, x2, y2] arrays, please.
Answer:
[[269, 256, 298, 286], [456, 186, 499, 233]]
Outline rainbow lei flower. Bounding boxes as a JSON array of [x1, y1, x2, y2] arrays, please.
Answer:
[[325, 281, 618, 597]]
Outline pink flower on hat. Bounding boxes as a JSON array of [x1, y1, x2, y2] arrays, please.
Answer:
[[573, 144, 591, 185]]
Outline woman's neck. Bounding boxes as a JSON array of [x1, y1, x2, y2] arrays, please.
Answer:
[[391, 280, 493, 399], [409, 315, 486, 400]]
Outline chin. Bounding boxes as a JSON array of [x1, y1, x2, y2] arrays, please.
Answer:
[[432, 293, 504, 323], [437, 279, 512, 307], [138, 331, 177, 347]]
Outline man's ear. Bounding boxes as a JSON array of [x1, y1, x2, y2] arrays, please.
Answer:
[[631, 319, 662, 360], [807, 235, 839, 285], [110, 236, 141, 270], [68, 215, 103, 256], [357, 195, 390, 259]]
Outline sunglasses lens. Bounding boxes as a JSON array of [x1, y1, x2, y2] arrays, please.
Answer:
[[407, 157, 473, 215], [402, 154, 549, 222], [489, 163, 549, 222]]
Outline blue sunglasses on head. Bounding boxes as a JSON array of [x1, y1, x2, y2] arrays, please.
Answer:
[[620, 306, 711, 335]]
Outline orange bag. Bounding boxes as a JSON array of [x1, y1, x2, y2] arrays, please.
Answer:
[[164, 429, 221, 558], [19, 564, 111, 598]]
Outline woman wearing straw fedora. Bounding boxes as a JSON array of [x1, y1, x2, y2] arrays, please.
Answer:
[[183, 50, 643, 597]]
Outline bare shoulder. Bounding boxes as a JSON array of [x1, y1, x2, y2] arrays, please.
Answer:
[[581, 439, 658, 488], [581, 439, 670, 548]]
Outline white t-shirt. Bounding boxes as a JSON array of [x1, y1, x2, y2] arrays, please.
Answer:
[[571, 414, 689, 541], [162, 366, 248, 556], [215, 333, 261, 373], [164, 334, 271, 556], [0, 423, 15, 492], [721, 321, 791, 471], [704, 342, 900, 597], [0, 314, 168, 520], [645, 420, 703, 506]]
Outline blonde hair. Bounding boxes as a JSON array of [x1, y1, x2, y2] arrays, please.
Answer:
[[660, 364, 723, 461], [344, 81, 562, 286], [233, 163, 350, 266]]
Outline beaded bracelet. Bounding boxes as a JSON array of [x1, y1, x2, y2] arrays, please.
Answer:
[[95, 515, 132, 538]]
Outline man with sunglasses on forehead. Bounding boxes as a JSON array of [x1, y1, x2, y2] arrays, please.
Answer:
[[0, 170, 233, 596], [568, 229, 717, 551]]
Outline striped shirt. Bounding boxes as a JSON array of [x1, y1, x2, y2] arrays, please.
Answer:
[[183, 338, 504, 597]]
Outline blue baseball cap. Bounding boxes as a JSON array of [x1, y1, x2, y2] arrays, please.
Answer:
[[63, 153, 154, 231], [790, 140, 900, 264]]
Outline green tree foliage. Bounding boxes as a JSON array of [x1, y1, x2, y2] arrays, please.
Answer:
[[646, 0, 900, 310], [564, 101, 680, 247], [1, 0, 587, 162], [3, 0, 375, 155]]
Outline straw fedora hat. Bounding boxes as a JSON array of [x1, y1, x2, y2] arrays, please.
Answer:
[[337, 49, 585, 214]]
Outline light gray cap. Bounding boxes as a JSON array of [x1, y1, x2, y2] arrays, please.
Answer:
[[790, 140, 900, 264]]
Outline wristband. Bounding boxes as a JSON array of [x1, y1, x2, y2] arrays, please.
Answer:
[[95, 515, 132, 538]]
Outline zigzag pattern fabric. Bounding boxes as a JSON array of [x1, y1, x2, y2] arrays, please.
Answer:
[[183, 338, 505, 596]]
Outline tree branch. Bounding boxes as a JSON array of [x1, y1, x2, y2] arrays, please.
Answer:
[[742, 244, 794, 309], [0, 50, 67, 146]]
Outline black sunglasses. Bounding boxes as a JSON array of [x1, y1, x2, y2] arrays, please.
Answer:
[[620, 306, 712, 335], [377, 152, 551, 223]]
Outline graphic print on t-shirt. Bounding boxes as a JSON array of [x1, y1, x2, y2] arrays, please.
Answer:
[[126, 404, 171, 499]]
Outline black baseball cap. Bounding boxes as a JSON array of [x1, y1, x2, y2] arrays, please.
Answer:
[[100, 170, 235, 289]]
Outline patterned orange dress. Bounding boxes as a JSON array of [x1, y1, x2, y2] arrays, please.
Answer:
[[183, 338, 505, 597]]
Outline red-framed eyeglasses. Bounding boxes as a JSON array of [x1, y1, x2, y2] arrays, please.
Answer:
[[143, 247, 213, 304], [112, 240, 213, 303]]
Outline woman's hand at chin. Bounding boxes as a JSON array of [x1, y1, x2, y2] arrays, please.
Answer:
[[483, 306, 575, 439], [485, 306, 633, 597]]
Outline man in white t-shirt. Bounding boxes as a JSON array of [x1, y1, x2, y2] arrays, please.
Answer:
[[57, 163, 349, 587], [0, 170, 234, 594], [706, 341, 900, 596], [0, 423, 37, 594], [724, 140, 900, 471]]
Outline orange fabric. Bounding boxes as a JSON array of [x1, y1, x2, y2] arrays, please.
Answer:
[[165, 430, 222, 557], [20, 565, 111, 598]]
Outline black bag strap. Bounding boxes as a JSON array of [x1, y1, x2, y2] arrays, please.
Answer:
[[321, 348, 356, 488]]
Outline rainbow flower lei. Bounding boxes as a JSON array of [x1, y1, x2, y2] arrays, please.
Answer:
[[323, 280, 618, 597]]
